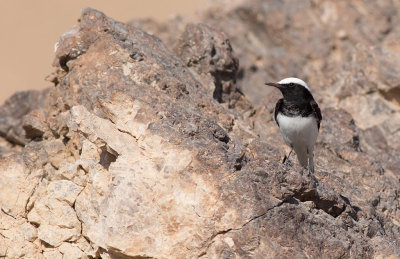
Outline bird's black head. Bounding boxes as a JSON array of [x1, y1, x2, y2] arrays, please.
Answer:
[[265, 78, 314, 103]]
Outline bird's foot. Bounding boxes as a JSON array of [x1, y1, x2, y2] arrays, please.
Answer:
[[282, 155, 292, 167]]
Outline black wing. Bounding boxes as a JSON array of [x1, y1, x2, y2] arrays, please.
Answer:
[[274, 99, 284, 126], [310, 99, 322, 130]]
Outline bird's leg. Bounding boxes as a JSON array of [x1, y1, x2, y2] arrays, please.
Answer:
[[307, 148, 310, 174], [282, 147, 293, 165], [307, 148, 314, 174]]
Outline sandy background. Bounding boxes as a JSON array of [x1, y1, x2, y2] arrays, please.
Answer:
[[0, 0, 209, 104]]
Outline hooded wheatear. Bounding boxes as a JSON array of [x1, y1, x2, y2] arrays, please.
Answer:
[[265, 77, 322, 173]]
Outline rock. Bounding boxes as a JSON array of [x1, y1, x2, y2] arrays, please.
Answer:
[[42, 250, 62, 259], [37, 224, 79, 248], [0, 89, 49, 146], [27, 188, 81, 246], [190, 0, 400, 183], [191, 0, 399, 106], [0, 154, 42, 218], [0, 213, 42, 258], [58, 242, 86, 259], [0, 2, 399, 258], [132, 1, 400, 176], [23, 109, 49, 140], [46, 180, 83, 206], [174, 23, 241, 106]]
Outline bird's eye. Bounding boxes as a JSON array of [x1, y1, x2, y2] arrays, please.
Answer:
[[289, 83, 295, 87]]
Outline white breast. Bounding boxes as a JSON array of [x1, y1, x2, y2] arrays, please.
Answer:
[[276, 113, 318, 150]]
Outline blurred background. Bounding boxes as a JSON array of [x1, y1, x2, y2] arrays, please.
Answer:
[[0, 0, 209, 104]]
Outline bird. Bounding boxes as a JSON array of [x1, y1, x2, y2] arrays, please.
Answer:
[[265, 77, 322, 174]]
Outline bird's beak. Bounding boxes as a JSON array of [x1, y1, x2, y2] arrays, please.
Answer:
[[265, 82, 282, 88]]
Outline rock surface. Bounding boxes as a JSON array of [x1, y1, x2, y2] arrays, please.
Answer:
[[0, 89, 48, 147], [0, 1, 399, 258]]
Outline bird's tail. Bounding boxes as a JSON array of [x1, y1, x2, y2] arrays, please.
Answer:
[[295, 146, 314, 173]]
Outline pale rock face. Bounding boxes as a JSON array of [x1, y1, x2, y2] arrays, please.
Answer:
[[37, 224, 79, 248], [27, 192, 80, 230], [47, 180, 83, 206], [42, 250, 63, 259], [0, 155, 41, 218], [71, 105, 239, 257], [26, 178, 82, 247], [58, 242, 86, 259], [0, 214, 42, 258]]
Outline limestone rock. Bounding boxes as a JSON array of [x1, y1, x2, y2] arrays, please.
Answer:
[[58, 242, 86, 259], [0, 154, 42, 218], [0, 212, 42, 258], [42, 250, 62, 259], [27, 182, 82, 247], [46, 180, 83, 206]]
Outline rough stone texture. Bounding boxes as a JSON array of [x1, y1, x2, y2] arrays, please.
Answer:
[[0, 1, 399, 258], [0, 89, 49, 147], [174, 23, 245, 109]]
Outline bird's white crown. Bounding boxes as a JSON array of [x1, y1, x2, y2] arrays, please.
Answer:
[[278, 77, 310, 92]]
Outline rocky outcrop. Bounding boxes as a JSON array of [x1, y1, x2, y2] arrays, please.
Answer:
[[0, 1, 399, 258], [0, 89, 49, 147]]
